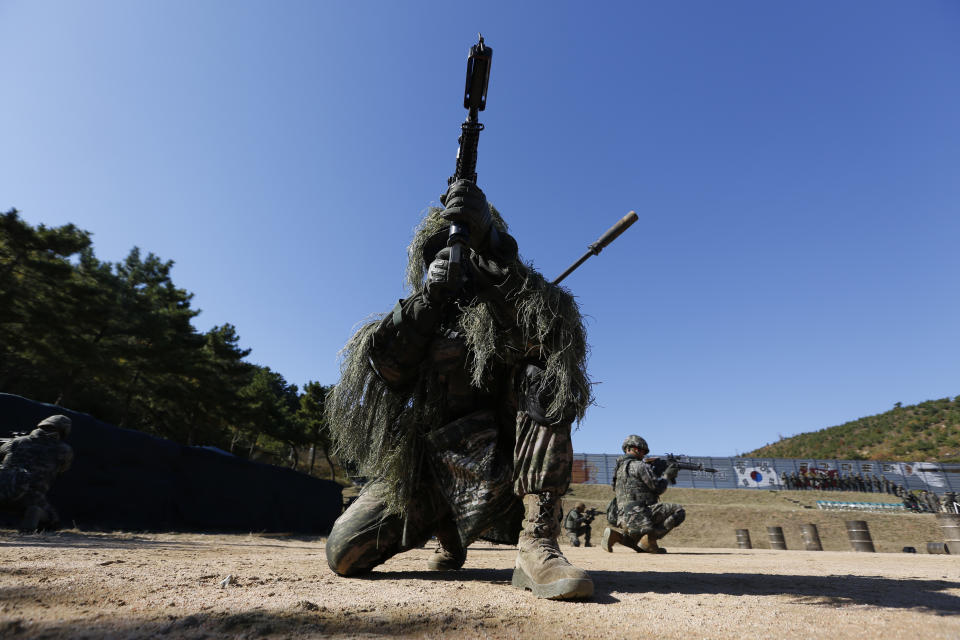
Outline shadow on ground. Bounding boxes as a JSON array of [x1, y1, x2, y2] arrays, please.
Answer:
[[344, 566, 960, 614], [0, 531, 162, 550], [3, 568, 959, 640], [588, 570, 960, 613], [0, 530, 323, 552], [366, 567, 514, 586], [0, 606, 482, 640]]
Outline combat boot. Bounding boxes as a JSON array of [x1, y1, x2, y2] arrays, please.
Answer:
[[512, 492, 593, 600], [427, 518, 466, 571], [427, 544, 466, 570], [601, 527, 621, 552], [602, 526, 643, 553], [638, 533, 667, 554]]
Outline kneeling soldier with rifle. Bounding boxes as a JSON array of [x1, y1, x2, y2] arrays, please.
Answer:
[[602, 435, 687, 554], [563, 502, 598, 547]]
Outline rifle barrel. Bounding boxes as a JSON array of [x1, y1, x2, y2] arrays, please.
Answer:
[[552, 211, 638, 285]]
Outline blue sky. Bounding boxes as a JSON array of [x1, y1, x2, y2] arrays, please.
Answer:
[[2, 1, 958, 456]]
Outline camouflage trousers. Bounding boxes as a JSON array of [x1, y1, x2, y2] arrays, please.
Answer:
[[512, 412, 572, 497], [326, 411, 573, 576], [0, 469, 29, 505], [616, 501, 685, 539], [565, 524, 591, 547], [326, 480, 452, 576], [0, 469, 58, 529]]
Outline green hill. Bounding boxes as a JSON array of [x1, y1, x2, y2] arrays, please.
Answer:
[[744, 396, 960, 462]]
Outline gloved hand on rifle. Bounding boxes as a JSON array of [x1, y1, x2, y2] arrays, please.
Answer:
[[441, 179, 492, 249], [425, 247, 461, 304], [424, 243, 517, 317], [664, 463, 680, 483]]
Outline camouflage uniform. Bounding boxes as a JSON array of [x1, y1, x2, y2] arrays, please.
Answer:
[[0, 416, 73, 531], [612, 453, 685, 542], [325, 278, 578, 568], [563, 504, 592, 547], [325, 182, 592, 599]]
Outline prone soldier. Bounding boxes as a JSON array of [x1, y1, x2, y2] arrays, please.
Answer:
[[601, 435, 686, 554], [0, 415, 73, 532]]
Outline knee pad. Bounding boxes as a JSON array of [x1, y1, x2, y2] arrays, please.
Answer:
[[664, 508, 686, 530], [325, 521, 365, 576], [625, 526, 645, 539]]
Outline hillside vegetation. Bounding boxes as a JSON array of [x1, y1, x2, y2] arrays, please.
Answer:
[[745, 396, 960, 462]]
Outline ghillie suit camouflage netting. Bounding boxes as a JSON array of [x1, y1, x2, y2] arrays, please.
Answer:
[[325, 205, 592, 516]]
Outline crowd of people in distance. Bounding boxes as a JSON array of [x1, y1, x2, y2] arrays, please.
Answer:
[[779, 470, 958, 514]]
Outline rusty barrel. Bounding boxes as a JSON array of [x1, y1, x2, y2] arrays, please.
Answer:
[[767, 526, 787, 550], [927, 541, 950, 555], [736, 529, 752, 549], [935, 513, 960, 554], [801, 523, 823, 551], [845, 520, 875, 552]]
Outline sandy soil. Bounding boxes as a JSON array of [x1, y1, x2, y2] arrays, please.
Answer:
[[1, 530, 958, 639]]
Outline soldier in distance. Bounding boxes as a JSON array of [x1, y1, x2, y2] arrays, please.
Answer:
[[602, 435, 686, 554]]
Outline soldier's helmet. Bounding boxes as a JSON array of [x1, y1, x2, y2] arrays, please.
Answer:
[[622, 435, 648, 454], [38, 415, 71, 438], [575, 502, 586, 510]]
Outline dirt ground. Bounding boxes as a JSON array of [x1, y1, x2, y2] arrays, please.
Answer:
[[560, 487, 947, 553], [1, 530, 958, 639]]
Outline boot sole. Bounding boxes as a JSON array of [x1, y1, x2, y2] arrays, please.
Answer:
[[511, 566, 594, 600]]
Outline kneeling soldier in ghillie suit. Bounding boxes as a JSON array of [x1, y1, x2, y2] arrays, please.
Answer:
[[324, 180, 593, 600], [564, 502, 593, 547], [0, 415, 73, 532], [602, 435, 686, 554]]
